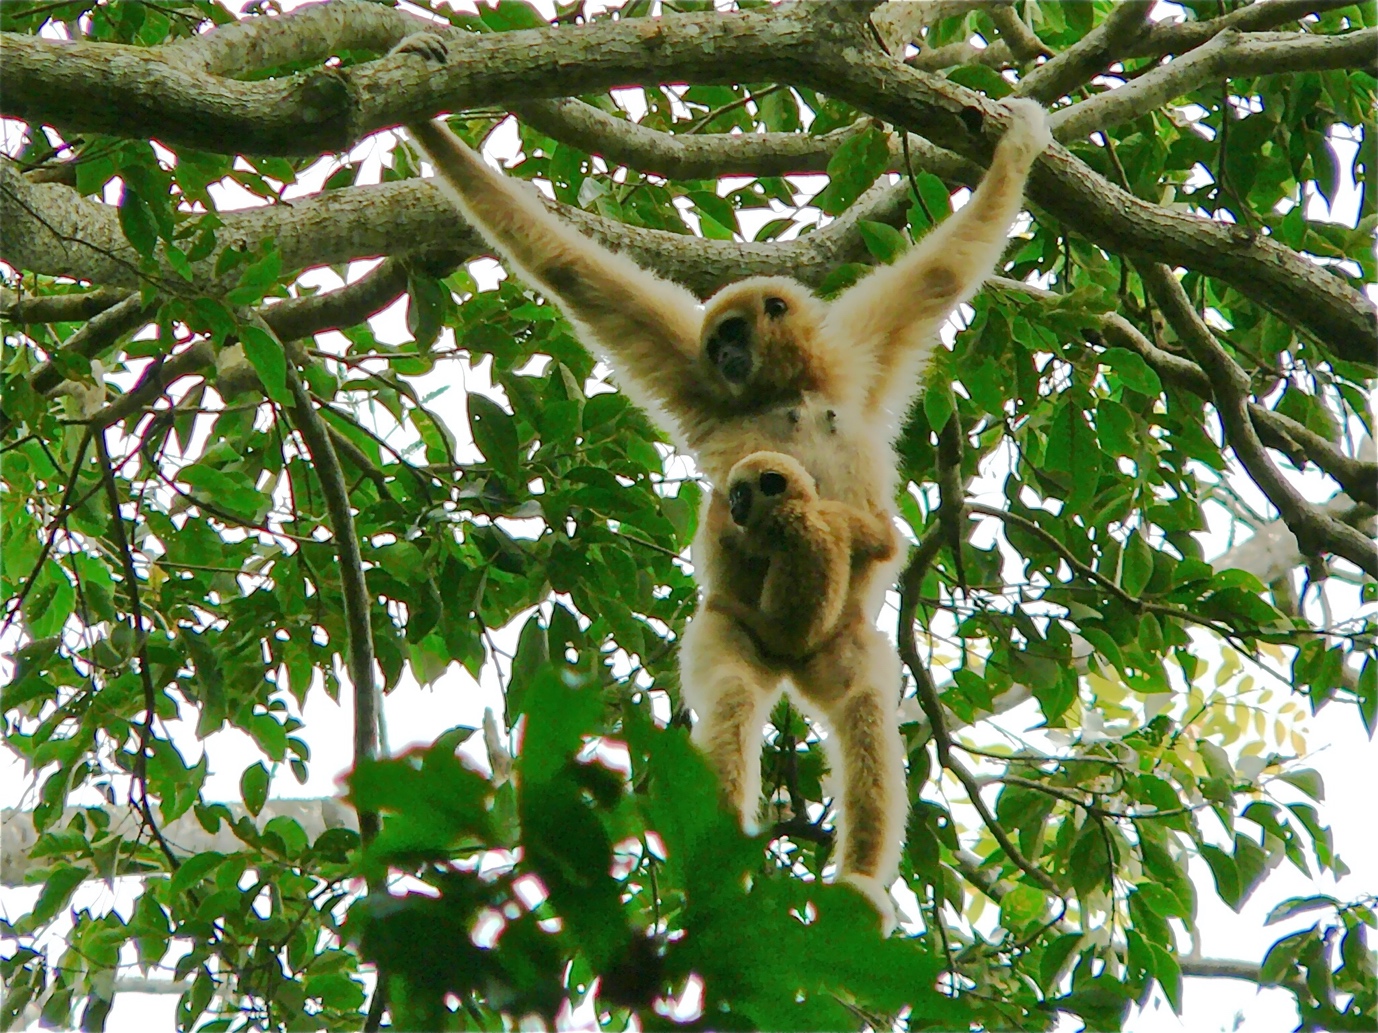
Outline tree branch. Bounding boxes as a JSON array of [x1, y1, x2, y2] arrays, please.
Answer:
[[1123, 0, 1363, 58], [989, 277, 1378, 509], [1138, 262, 1377, 579], [3, 4, 1373, 362], [1014, 1, 1156, 104], [1052, 27, 1378, 142], [261, 317, 381, 844]]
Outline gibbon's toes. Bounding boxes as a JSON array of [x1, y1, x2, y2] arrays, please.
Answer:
[[998, 97, 1053, 161], [841, 873, 897, 936], [391, 31, 450, 64]]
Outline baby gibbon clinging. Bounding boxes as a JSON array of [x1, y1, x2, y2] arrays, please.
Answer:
[[396, 30, 1051, 933], [707, 451, 897, 661]]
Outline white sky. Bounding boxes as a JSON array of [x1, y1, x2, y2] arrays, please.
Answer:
[[2, 2, 1375, 1032]]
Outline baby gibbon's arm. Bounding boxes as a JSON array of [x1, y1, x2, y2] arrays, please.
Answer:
[[819, 502, 898, 564], [409, 119, 704, 418], [825, 99, 1051, 413]]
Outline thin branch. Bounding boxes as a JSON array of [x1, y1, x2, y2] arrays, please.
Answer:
[[1138, 262, 1377, 579], [93, 428, 180, 871], [0, 284, 129, 323], [1015, 2, 1156, 104], [1052, 27, 1378, 141], [258, 316, 381, 845]]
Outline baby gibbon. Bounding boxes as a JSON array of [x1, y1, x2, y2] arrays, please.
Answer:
[[708, 451, 896, 660], [396, 31, 1051, 932]]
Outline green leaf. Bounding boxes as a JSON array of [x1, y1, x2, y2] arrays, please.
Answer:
[[857, 220, 908, 264], [467, 393, 520, 482], [1100, 347, 1162, 396], [237, 323, 292, 406], [1200, 842, 1241, 909], [240, 761, 269, 817], [1120, 530, 1153, 597], [1278, 767, 1325, 802], [999, 884, 1048, 931], [170, 851, 226, 898], [1266, 895, 1338, 926], [118, 186, 158, 259]]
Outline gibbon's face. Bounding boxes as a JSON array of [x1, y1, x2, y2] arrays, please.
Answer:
[[726, 450, 817, 528], [700, 278, 828, 402]]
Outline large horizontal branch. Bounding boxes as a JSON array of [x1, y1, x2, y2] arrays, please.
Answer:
[[2, 1, 1373, 365], [0, 147, 921, 301], [1052, 26, 1378, 142]]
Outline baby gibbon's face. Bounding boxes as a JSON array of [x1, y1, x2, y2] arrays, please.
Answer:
[[700, 278, 827, 400], [726, 450, 817, 528]]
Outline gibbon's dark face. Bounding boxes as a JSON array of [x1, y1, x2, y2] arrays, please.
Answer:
[[728, 468, 789, 526], [700, 279, 806, 393]]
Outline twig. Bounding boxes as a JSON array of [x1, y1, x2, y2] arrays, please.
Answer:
[[1137, 262, 1377, 579], [94, 429, 180, 871]]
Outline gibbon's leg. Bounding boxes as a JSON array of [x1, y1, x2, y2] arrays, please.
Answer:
[[795, 625, 907, 934], [824, 98, 1052, 411], [680, 607, 782, 833], [392, 36, 704, 420]]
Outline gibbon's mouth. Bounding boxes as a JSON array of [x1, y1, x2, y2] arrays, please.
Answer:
[[728, 482, 753, 526]]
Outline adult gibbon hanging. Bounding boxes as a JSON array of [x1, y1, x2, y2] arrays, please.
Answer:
[[396, 32, 1050, 932]]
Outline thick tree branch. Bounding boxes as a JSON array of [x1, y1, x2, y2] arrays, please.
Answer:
[[1138, 262, 1377, 579], [3, 4, 1373, 362], [1052, 27, 1378, 142], [987, 4, 1051, 64], [0, 284, 130, 323]]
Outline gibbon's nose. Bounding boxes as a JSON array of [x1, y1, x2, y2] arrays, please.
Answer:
[[728, 482, 753, 526], [707, 316, 753, 383]]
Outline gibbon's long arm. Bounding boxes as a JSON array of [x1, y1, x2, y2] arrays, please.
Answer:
[[409, 120, 704, 424], [825, 99, 1052, 415]]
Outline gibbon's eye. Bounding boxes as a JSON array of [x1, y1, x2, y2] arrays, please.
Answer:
[[763, 296, 788, 318], [728, 482, 753, 526], [706, 316, 753, 384], [758, 471, 788, 496]]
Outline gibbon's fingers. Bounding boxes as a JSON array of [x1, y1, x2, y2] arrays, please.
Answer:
[[679, 610, 780, 833], [823, 501, 897, 563], [408, 119, 704, 422], [826, 98, 1051, 414]]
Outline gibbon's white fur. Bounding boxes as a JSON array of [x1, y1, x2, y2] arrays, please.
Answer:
[[399, 33, 1051, 932], [707, 451, 897, 660]]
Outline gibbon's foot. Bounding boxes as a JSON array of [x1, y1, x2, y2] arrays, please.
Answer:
[[390, 31, 450, 64], [998, 97, 1053, 163], [841, 873, 897, 936]]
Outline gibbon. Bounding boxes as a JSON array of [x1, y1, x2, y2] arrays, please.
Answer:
[[706, 451, 897, 660], [396, 32, 1051, 932]]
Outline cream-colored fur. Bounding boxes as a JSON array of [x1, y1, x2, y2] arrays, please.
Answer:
[[401, 31, 1050, 931]]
